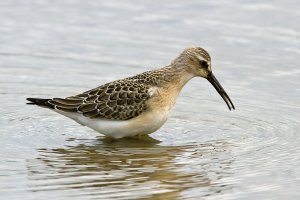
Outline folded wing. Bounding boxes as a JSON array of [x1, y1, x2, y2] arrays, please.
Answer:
[[49, 81, 151, 120]]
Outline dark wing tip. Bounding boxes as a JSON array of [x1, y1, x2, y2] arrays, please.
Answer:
[[26, 98, 54, 109]]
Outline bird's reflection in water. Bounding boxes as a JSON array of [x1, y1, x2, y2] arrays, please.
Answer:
[[27, 135, 233, 199]]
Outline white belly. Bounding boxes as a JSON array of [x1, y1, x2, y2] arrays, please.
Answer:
[[56, 109, 169, 139]]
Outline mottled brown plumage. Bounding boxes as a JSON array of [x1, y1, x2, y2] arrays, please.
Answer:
[[49, 80, 151, 120], [27, 47, 235, 138]]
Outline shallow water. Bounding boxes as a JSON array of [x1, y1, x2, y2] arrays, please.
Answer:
[[0, 0, 300, 199]]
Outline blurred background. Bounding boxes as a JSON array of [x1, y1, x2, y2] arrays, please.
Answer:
[[0, 0, 299, 199]]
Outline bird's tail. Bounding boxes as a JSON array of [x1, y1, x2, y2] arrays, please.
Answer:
[[26, 98, 54, 109]]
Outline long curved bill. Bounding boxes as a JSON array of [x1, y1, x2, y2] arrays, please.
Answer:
[[207, 73, 235, 110]]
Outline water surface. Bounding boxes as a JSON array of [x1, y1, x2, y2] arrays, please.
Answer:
[[0, 0, 299, 199]]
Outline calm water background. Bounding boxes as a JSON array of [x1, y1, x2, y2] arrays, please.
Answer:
[[0, 0, 299, 199]]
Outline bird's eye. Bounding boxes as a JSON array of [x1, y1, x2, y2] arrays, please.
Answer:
[[199, 60, 208, 69]]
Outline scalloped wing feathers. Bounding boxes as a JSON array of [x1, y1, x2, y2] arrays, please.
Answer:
[[49, 80, 152, 120]]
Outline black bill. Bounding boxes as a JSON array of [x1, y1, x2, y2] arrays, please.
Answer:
[[207, 73, 235, 110]]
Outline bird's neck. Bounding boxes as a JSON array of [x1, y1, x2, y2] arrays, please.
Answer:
[[149, 66, 194, 112], [160, 65, 195, 90]]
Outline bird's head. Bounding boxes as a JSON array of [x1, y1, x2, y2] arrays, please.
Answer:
[[173, 47, 235, 110]]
